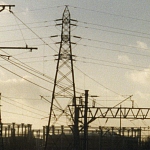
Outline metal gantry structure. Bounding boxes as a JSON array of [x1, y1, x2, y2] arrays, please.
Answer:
[[68, 91, 150, 150]]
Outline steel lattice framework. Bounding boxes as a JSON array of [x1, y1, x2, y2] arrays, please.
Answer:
[[69, 106, 150, 120], [49, 5, 76, 128], [45, 5, 78, 150]]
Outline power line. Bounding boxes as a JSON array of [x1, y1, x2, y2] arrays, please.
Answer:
[[74, 65, 124, 97], [76, 56, 149, 71], [10, 10, 58, 53], [80, 37, 150, 52], [13, 55, 53, 60], [0, 63, 53, 92], [14, 14, 27, 46], [0, 49, 54, 82], [69, 5, 150, 23], [16, 34, 149, 59], [9, 59, 54, 64], [0, 55, 53, 63], [78, 20, 150, 38], [0, 20, 54, 28], [0, 51, 85, 97], [2, 110, 41, 120], [2, 95, 48, 114], [78, 24, 150, 40], [2, 99, 46, 118], [2, 58, 83, 94], [77, 59, 149, 72], [79, 43, 150, 58], [1, 56, 55, 85], [0, 24, 55, 33], [0, 36, 50, 44], [13, 5, 64, 14], [1, 96, 44, 101], [0, 54, 84, 97]]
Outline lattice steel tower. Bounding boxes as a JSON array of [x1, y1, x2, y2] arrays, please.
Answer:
[[0, 93, 3, 150], [45, 6, 78, 149]]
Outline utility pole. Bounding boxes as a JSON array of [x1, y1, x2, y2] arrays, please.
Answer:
[[83, 90, 89, 150], [44, 5, 78, 150], [120, 105, 122, 135]]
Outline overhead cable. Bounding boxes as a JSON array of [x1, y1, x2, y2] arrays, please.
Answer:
[[10, 10, 57, 53]]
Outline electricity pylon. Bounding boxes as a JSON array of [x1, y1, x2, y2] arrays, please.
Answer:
[[0, 93, 3, 150], [45, 5, 79, 150], [0, 5, 15, 150]]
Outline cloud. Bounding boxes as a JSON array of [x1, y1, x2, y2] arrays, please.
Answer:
[[127, 68, 150, 84], [136, 41, 148, 49], [118, 55, 131, 63], [0, 75, 50, 128], [0, 77, 42, 102]]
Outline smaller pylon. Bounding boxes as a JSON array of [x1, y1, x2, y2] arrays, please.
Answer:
[[0, 93, 4, 150]]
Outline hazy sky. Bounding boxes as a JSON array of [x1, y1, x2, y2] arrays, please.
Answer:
[[1, 0, 150, 128]]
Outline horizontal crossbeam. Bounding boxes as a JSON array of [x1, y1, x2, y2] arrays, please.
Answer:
[[68, 106, 150, 120], [0, 5, 15, 12], [0, 47, 37, 50], [83, 107, 150, 119], [0, 5, 15, 7]]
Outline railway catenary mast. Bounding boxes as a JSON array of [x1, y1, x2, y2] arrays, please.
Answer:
[[44, 5, 79, 150], [0, 5, 38, 150], [0, 93, 3, 150], [0, 5, 15, 150]]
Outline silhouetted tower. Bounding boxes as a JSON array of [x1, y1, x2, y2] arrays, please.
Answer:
[[0, 5, 15, 150], [45, 5, 79, 150], [0, 93, 3, 150]]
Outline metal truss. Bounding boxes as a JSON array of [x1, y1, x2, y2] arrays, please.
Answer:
[[78, 107, 150, 119], [68, 106, 150, 125], [45, 6, 78, 150]]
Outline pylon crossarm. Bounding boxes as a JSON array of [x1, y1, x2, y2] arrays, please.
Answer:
[[0, 46, 37, 51], [0, 5, 15, 12]]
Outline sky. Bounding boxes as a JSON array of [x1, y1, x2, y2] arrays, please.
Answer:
[[0, 0, 150, 129]]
